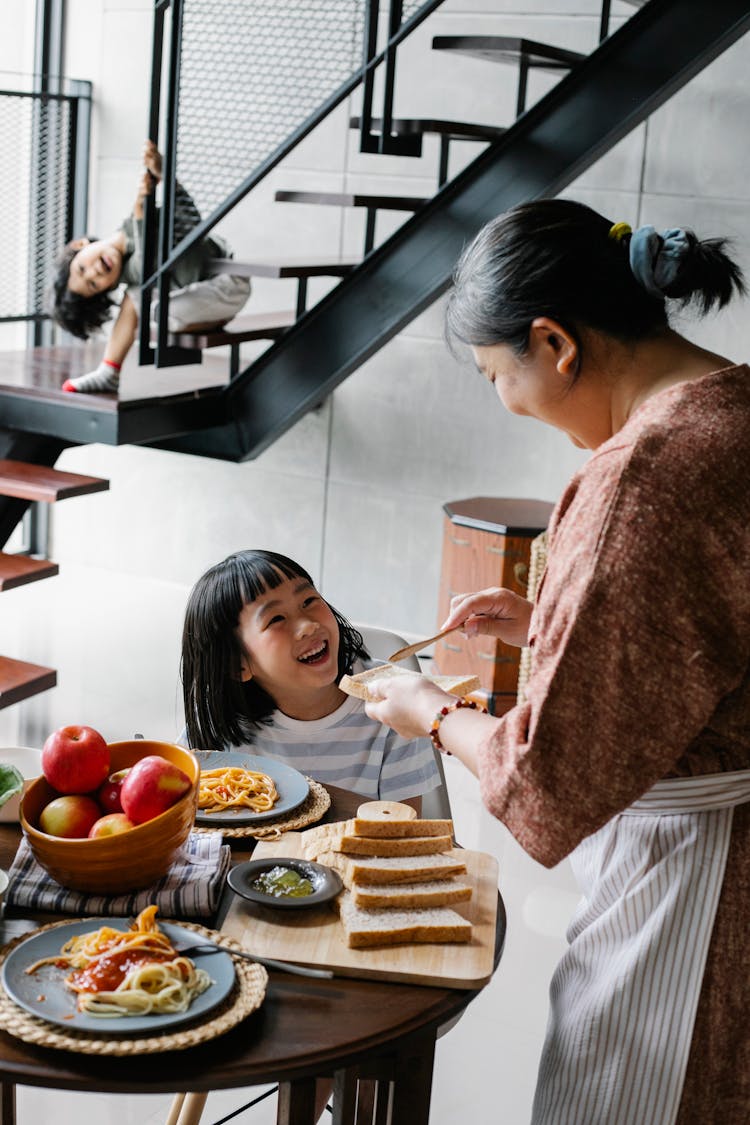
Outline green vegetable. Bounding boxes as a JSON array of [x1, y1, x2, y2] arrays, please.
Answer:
[[0, 764, 24, 808], [251, 865, 315, 898]]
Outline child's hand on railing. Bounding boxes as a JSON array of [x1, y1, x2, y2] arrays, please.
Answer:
[[142, 139, 163, 182]]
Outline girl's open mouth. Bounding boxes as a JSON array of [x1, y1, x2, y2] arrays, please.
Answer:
[[298, 640, 329, 666]]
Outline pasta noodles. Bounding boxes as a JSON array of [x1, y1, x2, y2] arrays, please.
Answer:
[[198, 766, 279, 814], [25, 905, 212, 1017]]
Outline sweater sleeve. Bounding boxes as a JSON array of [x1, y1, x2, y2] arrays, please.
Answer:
[[478, 431, 750, 867]]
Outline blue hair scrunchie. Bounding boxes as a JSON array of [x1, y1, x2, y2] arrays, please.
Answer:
[[628, 225, 690, 300]]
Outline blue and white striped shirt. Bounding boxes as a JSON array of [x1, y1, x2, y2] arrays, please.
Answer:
[[235, 662, 441, 801]]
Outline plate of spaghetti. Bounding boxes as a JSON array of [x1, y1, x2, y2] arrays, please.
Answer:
[[1, 906, 236, 1034], [194, 751, 309, 826]]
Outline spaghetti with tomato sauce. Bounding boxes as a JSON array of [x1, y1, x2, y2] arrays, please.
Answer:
[[25, 906, 212, 1017]]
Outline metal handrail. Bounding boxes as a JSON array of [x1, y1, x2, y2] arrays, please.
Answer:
[[141, 0, 448, 292]]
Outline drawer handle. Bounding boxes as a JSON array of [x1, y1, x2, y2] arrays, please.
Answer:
[[450, 535, 471, 547], [478, 652, 515, 664], [442, 642, 462, 653]]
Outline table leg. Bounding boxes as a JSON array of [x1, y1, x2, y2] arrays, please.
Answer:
[[389, 1034, 435, 1125], [1, 1082, 16, 1125], [277, 1078, 317, 1125]]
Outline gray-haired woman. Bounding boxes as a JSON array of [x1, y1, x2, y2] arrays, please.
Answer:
[[365, 198, 750, 1125]]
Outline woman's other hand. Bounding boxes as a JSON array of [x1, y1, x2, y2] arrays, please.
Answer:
[[442, 586, 533, 648], [364, 672, 450, 740]]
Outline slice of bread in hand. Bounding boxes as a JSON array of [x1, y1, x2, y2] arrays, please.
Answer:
[[339, 662, 480, 703], [351, 879, 473, 910], [338, 892, 472, 948], [317, 849, 467, 887]]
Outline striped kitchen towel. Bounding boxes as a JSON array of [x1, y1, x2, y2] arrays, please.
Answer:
[[5, 831, 230, 919]]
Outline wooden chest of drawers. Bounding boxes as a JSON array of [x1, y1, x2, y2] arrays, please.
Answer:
[[434, 497, 553, 715]]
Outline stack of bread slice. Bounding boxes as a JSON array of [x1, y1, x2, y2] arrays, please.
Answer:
[[301, 801, 473, 949]]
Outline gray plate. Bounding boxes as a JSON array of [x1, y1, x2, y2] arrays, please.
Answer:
[[228, 858, 343, 910], [194, 751, 310, 826], [1, 920, 235, 1034]]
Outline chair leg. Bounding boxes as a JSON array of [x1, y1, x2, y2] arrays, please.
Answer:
[[166, 1092, 208, 1125]]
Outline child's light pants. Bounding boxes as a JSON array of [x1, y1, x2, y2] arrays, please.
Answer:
[[153, 273, 251, 331]]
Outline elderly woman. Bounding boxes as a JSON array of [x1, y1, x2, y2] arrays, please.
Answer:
[[365, 199, 750, 1125]]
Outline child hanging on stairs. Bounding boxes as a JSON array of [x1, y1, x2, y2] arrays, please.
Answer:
[[50, 140, 251, 394]]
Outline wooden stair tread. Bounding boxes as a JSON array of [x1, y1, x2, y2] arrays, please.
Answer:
[[431, 36, 585, 68], [0, 459, 110, 503], [208, 258, 358, 279], [350, 116, 505, 142], [164, 310, 297, 349], [0, 655, 56, 709], [0, 553, 58, 591], [274, 190, 428, 211]]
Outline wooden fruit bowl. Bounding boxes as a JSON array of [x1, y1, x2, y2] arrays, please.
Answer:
[[20, 740, 199, 894]]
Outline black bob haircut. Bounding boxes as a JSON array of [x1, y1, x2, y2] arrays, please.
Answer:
[[181, 549, 368, 751], [49, 241, 117, 340]]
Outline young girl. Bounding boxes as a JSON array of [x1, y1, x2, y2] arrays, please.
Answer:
[[180, 549, 441, 810]]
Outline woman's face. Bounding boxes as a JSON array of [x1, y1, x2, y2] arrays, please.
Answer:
[[67, 237, 123, 296], [471, 321, 601, 449]]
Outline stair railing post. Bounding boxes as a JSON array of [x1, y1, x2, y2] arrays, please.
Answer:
[[358, 0, 380, 154], [516, 53, 530, 117], [379, 0, 404, 154], [599, 0, 612, 42]]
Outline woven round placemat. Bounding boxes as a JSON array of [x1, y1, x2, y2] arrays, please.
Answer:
[[192, 777, 330, 840], [0, 918, 267, 1056]]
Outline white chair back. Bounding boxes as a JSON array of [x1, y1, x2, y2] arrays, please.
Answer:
[[355, 623, 452, 820]]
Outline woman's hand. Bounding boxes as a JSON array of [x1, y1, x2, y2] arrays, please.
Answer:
[[364, 672, 451, 740], [441, 586, 533, 648]]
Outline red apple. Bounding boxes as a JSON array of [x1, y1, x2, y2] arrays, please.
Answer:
[[97, 768, 130, 814], [88, 812, 135, 838], [120, 755, 192, 825], [39, 795, 102, 839], [41, 725, 110, 794]]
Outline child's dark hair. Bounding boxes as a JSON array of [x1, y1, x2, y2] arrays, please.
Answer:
[[181, 549, 368, 751], [49, 241, 117, 340], [446, 198, 745, 358]]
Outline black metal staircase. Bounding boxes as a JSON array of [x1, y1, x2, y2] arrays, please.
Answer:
[[0, 0, 749, 477]]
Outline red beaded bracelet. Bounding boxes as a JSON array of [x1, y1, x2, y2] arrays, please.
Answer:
[[429, 698, 485, 754]]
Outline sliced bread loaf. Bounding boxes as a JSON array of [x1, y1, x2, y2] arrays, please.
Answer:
[[303, 828, 453, 860], [339, 663, 479, 703], [338, 893, 472, 948], [351, 879, 473, 910], [352, 813, 453, 840], [317, 849, 467, 886]]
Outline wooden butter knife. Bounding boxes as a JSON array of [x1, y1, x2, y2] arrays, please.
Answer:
[[388, 625, 462, 663]]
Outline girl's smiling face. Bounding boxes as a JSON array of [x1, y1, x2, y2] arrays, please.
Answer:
[[236, 574, 343, 718]]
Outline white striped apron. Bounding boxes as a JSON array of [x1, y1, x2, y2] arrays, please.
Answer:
[[532, 770, 750, 1125]]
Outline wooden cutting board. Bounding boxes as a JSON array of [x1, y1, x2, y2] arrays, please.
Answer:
[[221, 832, 499, 989]]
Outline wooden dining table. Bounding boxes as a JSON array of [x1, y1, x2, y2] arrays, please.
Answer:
[[0, 785, 506, 1125]]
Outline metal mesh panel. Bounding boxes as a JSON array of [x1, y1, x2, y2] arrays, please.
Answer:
[[0, 81, 72, 321], [175, 0, 368, 234]]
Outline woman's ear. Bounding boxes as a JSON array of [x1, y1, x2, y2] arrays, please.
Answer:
[[528, 317, 579, 379], [68, 236, 90, 251], [237, 654, 253, 683]]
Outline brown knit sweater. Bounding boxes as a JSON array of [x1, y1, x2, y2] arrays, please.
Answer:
[[477, 365, 750, 1122]]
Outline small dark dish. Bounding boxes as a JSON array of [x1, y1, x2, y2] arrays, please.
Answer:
[[228, 858, 342, 910]]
